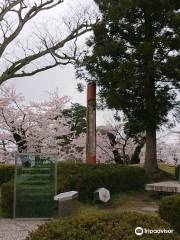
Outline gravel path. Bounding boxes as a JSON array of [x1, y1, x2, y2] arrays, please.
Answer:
[[0, 219, 45, 240]]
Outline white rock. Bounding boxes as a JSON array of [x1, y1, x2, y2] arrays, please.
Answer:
[[95, 188, 110, 203]]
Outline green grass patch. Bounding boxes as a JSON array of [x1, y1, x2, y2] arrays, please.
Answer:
[[158, 163, 175, 176], [77, 190, 159, 217]]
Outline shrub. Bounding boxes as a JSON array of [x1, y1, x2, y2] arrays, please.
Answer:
[[26, 211, 179, 240], [1, 180, 14, 217], [1, 163, 146, 217], [159, 194, 180, 233], [57, 163, 146, 201], [175, 165, 180, 181], [0, 164, 14, 186]]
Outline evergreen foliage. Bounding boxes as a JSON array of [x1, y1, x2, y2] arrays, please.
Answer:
[[159, 194, 180, 233], [76, 0, 180, 173], [26, 211, 180, 240], [62, 103, 87, 136], [0, 165, 14, 186]]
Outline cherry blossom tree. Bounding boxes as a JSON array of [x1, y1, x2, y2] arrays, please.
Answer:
[[96, 121, 145, 164], [0, 86, 87, 162], [2, 87, 179, 165], [157, 140, 180, 165], [3, 86, 179, 165]]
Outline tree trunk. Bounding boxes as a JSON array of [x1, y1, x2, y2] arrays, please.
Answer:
[[107, 132, 123, 164], [131, 145, 142, 164], [113, 149, 123, 164], [142, 13, 159, 174], [144, 127, 158, 174], [131, 137, 146, 164], [13, 131, 27, 153], [144, 79, 158, 174]]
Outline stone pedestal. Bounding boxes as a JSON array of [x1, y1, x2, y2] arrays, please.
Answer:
[[58, 198, 79, 217], [145, 181, 180, 193], [54, 191, 79, 218]]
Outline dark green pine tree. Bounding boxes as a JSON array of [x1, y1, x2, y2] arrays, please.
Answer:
[[62, 103, 87, 136], [76, 0, 180, 174]]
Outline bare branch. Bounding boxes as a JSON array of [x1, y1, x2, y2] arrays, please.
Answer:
[[13, 61, 62, 77], [0, 0, 21, 22], [0, 21, 96, 83], [0, 0, 64, 58], [0, 0, 99, 85]]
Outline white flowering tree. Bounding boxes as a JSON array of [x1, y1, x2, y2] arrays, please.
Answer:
[[0, 87, 149, 164], [0, 86, 87, 162], [96, 122, 145, 164]]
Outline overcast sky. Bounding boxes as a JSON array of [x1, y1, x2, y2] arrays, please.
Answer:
[[6, 64, 114, 126]]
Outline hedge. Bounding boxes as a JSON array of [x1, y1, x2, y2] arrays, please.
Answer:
[[57, 163, 146, 201], [159, 194, 180, 233], [1, 163, 146, 216], [175, 165, 180, 181], [0, 164, 14, 186], [26, 211, 179, 240], [1, 180, 14, 217]]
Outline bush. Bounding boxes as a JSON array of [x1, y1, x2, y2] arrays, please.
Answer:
[[1, 163, 146, 217], [57, 163, 146, 201], [1, 180, 14, 217], [175, 165, 180, 181], [26, 211, 179, 240], [0, 164, 14, 186], [159, 194, 180, 233]]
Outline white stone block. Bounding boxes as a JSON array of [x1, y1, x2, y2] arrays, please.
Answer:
[[94, 188, 110, 203]]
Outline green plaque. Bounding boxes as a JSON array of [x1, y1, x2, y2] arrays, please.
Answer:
[[14, 154, 57, 218]]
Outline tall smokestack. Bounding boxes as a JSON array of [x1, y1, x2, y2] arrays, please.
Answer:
[[86, 81, 96, 164]]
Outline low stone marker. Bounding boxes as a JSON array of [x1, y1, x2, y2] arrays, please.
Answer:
[[145, 181, 180, 193], [54, 191, 79, 217], [94, 188, 110, 203]]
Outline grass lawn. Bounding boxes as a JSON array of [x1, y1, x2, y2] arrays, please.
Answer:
[[158, 163, 175, 176], [131, 162, 176, 182], [78, 190, 159, 217], [132, 162, 175, 175]]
